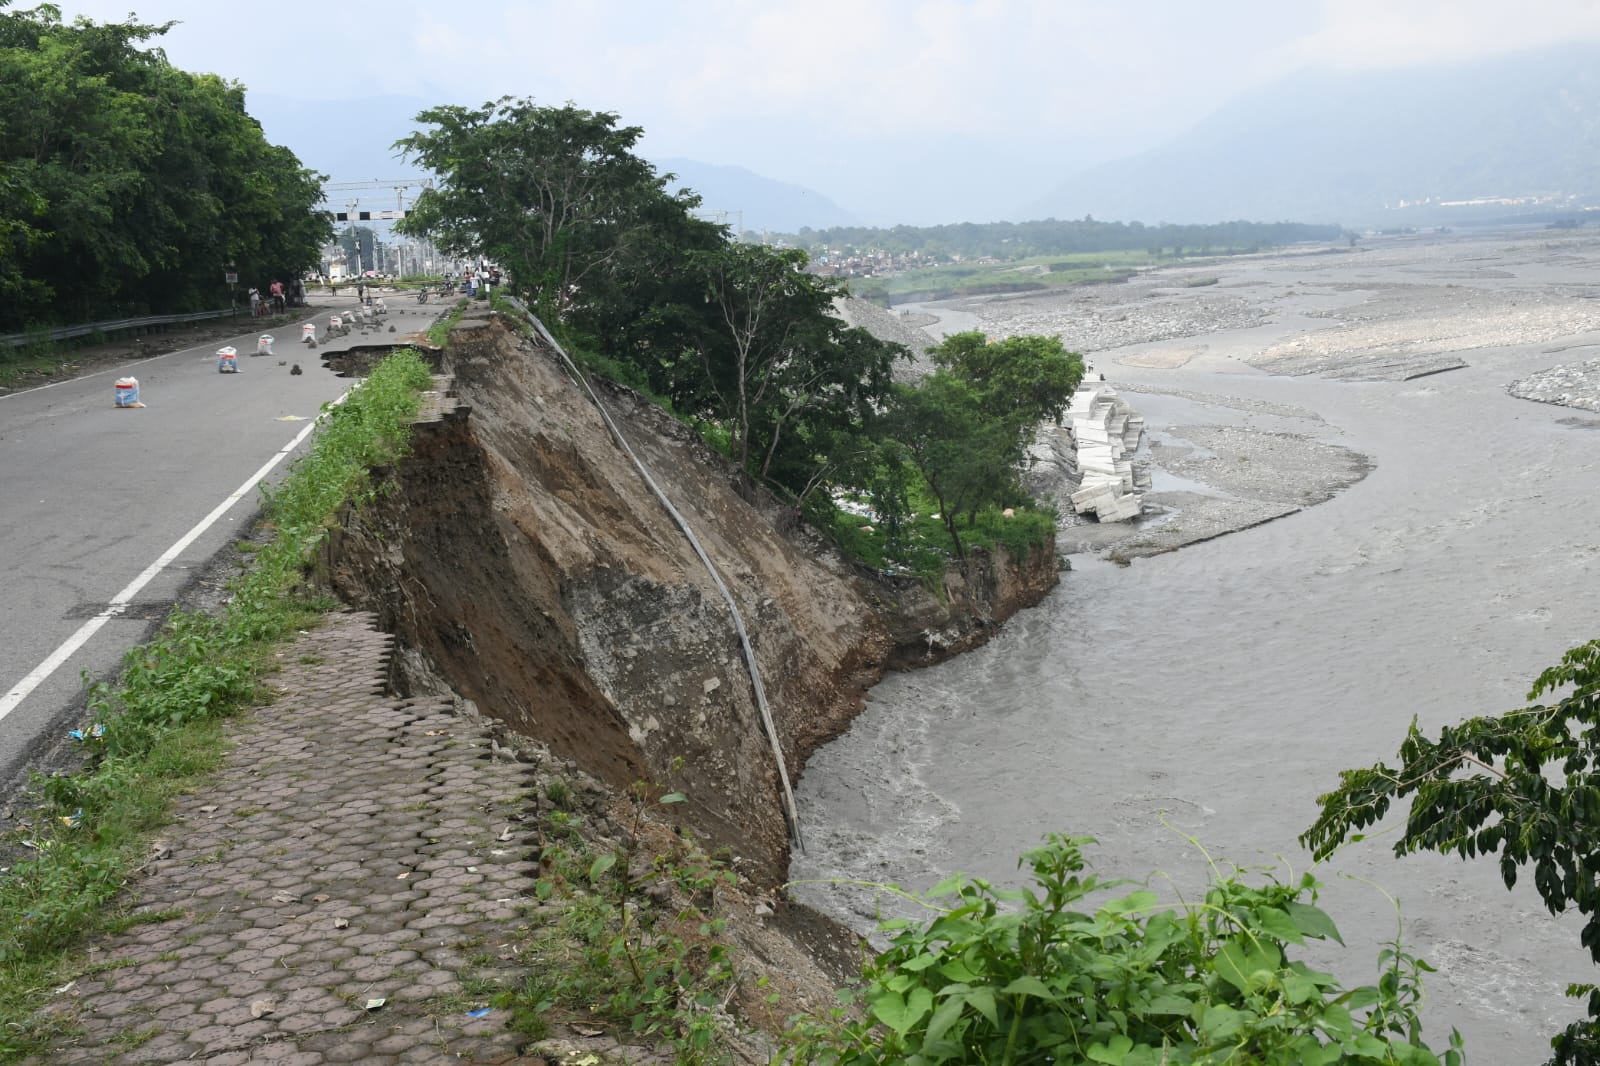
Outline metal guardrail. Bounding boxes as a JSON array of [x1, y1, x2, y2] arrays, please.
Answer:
[[2, 307, 240, 349]]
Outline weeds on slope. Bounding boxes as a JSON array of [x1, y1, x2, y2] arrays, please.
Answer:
[[501, 775, 742, 1066], [0, 349, 433, 1060], [426, 300, 468, 347]]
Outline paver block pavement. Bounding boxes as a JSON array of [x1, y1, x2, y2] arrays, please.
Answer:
[[25, 613, 538, 1064]]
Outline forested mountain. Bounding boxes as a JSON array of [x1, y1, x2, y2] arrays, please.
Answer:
[[1028, 44, 1600, 227]]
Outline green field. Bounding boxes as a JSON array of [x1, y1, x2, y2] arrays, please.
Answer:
[[844, 250, 1153, 305]]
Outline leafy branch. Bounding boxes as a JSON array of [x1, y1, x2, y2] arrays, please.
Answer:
[[1303, 638, 1600, 1064]]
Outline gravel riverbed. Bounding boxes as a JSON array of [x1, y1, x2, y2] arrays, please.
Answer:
[[799, 227, 1600, 1064]]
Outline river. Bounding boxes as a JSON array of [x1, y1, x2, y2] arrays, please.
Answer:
[[793, 231, 1600, 1063]]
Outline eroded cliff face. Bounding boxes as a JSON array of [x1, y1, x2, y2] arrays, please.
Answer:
[[324, 315, 1056, 883]]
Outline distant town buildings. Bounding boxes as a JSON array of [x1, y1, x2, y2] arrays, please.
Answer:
[[806, 247, 945, 278]]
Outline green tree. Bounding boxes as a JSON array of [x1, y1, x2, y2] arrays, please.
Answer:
[[0, 5, 327, 330], [1303, 637, 1600, 1065], [687, 243, 900, 481], [929, 330, 1085, 430], [882, 374, 1018, 560], [882, 331, 1082, 557], [0, 161, 47, 308], [395, 98, 703, 320], [392, 96, 902, 510]]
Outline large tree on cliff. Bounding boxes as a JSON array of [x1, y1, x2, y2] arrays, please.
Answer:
[[394, 98, 720, 324], [1303, 636, 1600, 1065], [395, 100, 904, 497], [686, 242, 900, 482]]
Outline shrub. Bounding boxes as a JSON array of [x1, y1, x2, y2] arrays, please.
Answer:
[[783, 835, 1461, 1066]]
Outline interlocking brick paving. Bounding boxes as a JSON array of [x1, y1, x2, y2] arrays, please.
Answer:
[[29, 612, 539, 1065]]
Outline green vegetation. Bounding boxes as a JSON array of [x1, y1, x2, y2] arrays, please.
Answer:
[[786, 217, 1346, 263], [0, 350, 433, 1060], [426, 300, 468, 347], [865, 332, 1081, 561], [1306, 637, 1600, 1065], [0, 8, 328, 334], [821, 497, 1055, 582], [782, 835, 1459, 1066], [504, 781, 738, 1065], [398, 99, 1080, 572], [846, 252, 1146, 305]]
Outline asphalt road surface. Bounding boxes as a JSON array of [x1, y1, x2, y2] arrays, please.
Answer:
[[0, 294, 444, 798]]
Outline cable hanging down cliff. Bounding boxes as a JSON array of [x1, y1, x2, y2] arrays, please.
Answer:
[[502, 298, 805, 852]]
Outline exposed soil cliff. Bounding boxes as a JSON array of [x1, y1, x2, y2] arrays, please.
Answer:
[[323, 315, 1057, 885]]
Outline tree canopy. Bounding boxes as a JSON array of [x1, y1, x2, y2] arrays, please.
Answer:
[[396, 97, 907, 509], [395, 99, 723, 322], [396, 98, 1096, 575], [0, 5, 328, 332], [881, 332, 1084, 557]]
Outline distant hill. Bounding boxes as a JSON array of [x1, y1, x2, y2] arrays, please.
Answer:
[[1027, 44, 1600, 227], [655, 158, 860, 234]]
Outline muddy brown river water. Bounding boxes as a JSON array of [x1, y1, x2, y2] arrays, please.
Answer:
[[795, 230, 1600, 1063]]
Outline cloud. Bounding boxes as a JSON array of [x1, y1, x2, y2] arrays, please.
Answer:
[[1274, 0, 1600, 71], [38, 0, 1600, 221]]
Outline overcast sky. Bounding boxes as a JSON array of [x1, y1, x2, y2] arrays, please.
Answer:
[[45, 0, 1600, 223]]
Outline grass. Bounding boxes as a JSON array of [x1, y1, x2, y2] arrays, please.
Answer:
[[0, 330, 65, 389], [499, 786, 739, 1066], [425, 302, 468, 347], [0, 348, 433, 1061], [846, 251, 1150, 305], [843, 246, 1276, 305]]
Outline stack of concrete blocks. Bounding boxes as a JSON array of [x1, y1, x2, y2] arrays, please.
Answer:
[[1066, 384, 1147, 522]]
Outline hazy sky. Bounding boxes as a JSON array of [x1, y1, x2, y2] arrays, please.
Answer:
[[44, 0, 1600, 223]]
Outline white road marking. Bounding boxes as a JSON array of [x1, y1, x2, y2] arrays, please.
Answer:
[[0, 393, 349, 725]]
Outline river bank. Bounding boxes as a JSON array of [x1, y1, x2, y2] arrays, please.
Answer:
[[795, 227, 1600, 1064]]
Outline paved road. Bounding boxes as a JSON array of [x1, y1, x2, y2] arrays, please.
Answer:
[[0, 294, 443, 796]]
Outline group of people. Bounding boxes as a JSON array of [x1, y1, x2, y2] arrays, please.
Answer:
[[245, 278, 305, 317], [462, 267, 501, 297]]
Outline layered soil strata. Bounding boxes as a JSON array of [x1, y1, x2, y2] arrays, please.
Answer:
[[322, 315, 1058, 885]]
